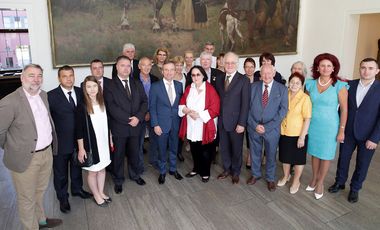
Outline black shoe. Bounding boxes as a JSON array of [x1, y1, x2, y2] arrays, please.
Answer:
[[169, 171, 183, 180], [72, 189, 93, 199], [348, 190, 359, 203], [177, 153, 185, 162], [39, 218, 63, 229], [201, 176, 209, 183], [114, 184, 122, 194], [143, 148, 147, 154], [328, 182, 345, 193], [92, 197, 108, 207], [185, 172, 198, 178], [103, 197, 112, 203], [245, 164, 251, 170], [158, 174, 166, 184], [135, 177, 146, 186], [59, 199, 71, 213]]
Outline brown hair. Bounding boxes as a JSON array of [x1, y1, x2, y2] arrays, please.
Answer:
[[82, 75, 105, 114]]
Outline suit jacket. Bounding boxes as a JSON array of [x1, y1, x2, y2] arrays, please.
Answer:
[[215, 71, 250, 132], [345, 79, 380, 142], [48, 86, 83, 154], [247, 80, 288, 137], [149, 80, 183, 133], [134, 73, 159, 111], [0, 87, 58, 173], [112, 59, 140, 79], [185, 67, 223, 89], [104, 76, 148, 137]]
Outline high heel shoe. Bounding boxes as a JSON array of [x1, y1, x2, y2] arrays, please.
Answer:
[[314, 192, 324, 200], [277, 175, 291, 187], [306, 185, 315, 192], [290, 183, 300, 194]]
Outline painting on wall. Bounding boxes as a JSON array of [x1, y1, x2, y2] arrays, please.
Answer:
[[48, 0, 300, 67]]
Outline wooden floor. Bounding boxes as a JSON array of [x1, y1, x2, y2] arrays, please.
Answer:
[[1, 144, 380, 230]]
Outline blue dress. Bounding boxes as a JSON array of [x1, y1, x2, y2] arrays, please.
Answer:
[[305, 79, 348, 160]]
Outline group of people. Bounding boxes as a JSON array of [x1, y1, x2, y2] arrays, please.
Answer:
[[1, 41, 380, 230]]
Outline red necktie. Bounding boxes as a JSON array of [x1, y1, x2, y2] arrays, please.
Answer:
[[262, 84, 268, 107]]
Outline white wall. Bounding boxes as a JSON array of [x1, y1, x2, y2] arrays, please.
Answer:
[[2, 0, 380, 90]]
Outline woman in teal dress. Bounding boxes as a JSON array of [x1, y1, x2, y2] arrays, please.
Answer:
[[305, 53, 348, 200]]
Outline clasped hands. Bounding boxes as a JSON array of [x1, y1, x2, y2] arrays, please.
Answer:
[[182, 107, 200, 120]]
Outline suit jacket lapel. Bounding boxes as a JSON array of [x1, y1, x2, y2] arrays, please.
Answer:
[[349, 80, 359, 109], [160, 80, 171, 106], [57, 87, 74, 110], [358, 80, 379, 109], [18, 88, 37, 131], [115, 78, 130, 100], [226, 72, 238, 91], [267, 81, 277, 105]]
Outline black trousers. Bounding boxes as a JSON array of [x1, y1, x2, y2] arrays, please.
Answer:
[[189, 141, 215, 177], [112, 136, 140, 185], [53, 152, 83, 201]]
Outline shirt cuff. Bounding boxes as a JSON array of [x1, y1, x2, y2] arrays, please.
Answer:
[[199, 109, 211, 123]]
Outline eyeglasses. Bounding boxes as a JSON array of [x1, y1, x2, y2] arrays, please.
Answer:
[[191, 73, 202, 77]]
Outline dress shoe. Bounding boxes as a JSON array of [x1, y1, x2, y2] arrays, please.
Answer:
[[185, 172, 198, 178], [177, 152, 185, 162], [217, 171, 229, 179], [267, 181, 276, 192], [92, 197, 108, 207], [305, 185, 316, 192], [158, 174, 166, 184], [232, 175, 240, 184], [290, 183, 300, 194], [314, 192, 324, 200], [59, 199, 71, 213], [114, 184, 122, 194], [39, 218, 63, 229], [201, 176, 209, 183], [72, 189, 93, 199], [348, 190, 359, 203], [277, 176, 290, 187], [247, 176, 259, 185], [169, 171, 183, 180], [328, 182, 345, 193], [135, 177, 146, 186], [245, 164, 251, 169], [103, 196, 112, 203]]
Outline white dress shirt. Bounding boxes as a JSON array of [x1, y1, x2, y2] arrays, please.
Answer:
[[262, 80, 274, 96], [163, 78, 176, 103], [356, 79, 375, 107]]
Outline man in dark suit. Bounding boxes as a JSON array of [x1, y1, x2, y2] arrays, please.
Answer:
[[247, 64, 288, 191], [328, 58, 380, 203], [90, 59, 111, 92], [48, 65, 92, 213], [149, 61, 184, 184], [112, 43, 140, 79], [0, 64, 62, 229], [135, 57, 159, 170], [185, 51, 223, 89], [215, 52, 250, 184], [104, 56, 148, 193]]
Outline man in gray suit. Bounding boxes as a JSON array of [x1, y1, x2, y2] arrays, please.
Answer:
[[247, 64, 288, 191], [0, 64, 62, 229]]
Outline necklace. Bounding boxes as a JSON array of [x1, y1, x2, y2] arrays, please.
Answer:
[[318, 77, 331, 87]]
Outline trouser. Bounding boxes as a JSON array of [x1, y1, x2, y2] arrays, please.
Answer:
[[219, 126, 244, 176], [189, 141, 215, 177], [11, 146, 53, 230]]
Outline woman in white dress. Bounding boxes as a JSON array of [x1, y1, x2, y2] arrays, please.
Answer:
[[77, 76, 111, 207]]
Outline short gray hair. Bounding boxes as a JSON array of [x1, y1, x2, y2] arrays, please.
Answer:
[[200, 51, 212, 60], [23, 63, 43, 73], [122, 43, 135, 52], [291, 61, 307, 77]]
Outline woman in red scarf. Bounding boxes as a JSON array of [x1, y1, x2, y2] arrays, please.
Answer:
[[178, 66, 220, 182]]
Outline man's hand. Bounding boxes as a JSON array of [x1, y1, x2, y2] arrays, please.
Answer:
[[236, 125, 245, 134], [154, 126, 163, 136], [255, 124, 265, 134], [366, 140, 377, 150], [128, 116, 139, 127]]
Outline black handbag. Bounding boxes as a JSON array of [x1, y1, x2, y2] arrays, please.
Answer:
[[73, 108, 94, 167]]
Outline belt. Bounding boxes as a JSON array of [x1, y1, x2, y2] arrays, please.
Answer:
[[34, 145, 50, 153]]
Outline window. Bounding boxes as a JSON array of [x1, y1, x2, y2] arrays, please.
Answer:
[[0, 8, 31, 74]]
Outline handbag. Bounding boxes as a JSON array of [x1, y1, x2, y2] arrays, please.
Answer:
[[73, 108, 94, 167]]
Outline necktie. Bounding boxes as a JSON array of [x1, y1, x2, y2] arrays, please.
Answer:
[[167, 82, 174, 105], [262, 84, 269, 107], [123, 79, 131, 99], [67, 91, 75, 109], [224, 75, 231, 91]]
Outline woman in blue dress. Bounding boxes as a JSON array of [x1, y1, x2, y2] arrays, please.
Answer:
[[305, 53, 348, 200]]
